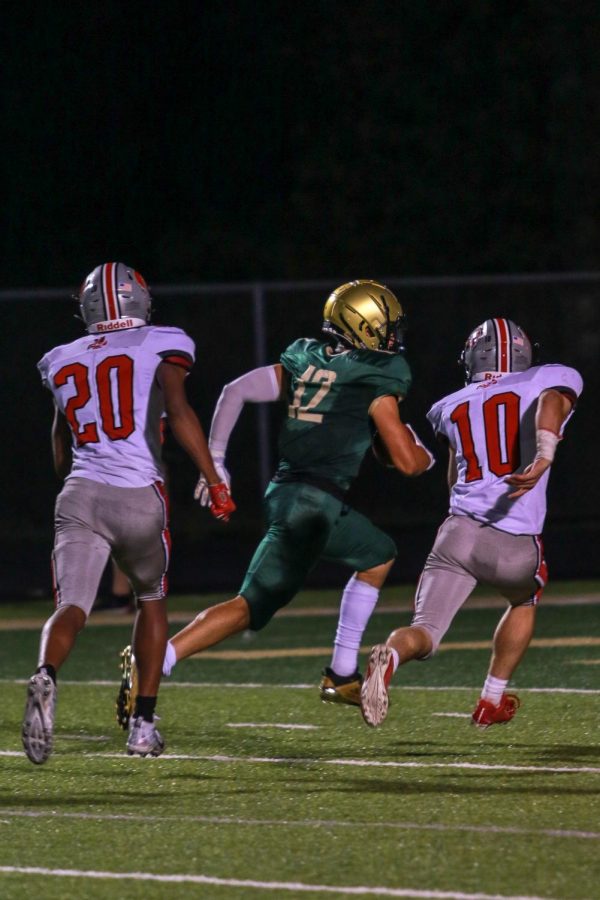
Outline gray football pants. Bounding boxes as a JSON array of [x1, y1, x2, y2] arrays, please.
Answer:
[[412, 514, 547, 654], [51, 477, 170, 615]]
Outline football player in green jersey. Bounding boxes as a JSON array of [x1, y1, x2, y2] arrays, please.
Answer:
[[117, 280, 435, 723]]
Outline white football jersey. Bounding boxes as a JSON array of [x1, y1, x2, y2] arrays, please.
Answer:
[[427, 364, 583, 535], [38, 325, 195, 488]]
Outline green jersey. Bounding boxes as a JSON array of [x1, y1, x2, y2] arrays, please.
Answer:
[[276, 338, 412, 490]]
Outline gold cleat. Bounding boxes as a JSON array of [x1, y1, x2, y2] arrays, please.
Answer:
[[116, 645, 138, 730], [319, 668, 363, 707]]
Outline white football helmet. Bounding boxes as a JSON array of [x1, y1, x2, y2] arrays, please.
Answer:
[[78, 262, 152, 333], [461, 318, 533, 383]]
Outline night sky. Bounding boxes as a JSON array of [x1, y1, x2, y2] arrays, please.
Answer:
[[3, 2, 598, 288], [2, 2, 599, 594]]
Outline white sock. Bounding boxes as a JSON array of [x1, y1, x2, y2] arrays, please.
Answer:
[[162, 640, 177, 677], [481, 674, 508, 705], [330, 575, 380, 677], [389, 647, 400, 673]]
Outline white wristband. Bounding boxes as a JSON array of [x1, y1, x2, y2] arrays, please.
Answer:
[[405, 423, 436, 471], [534, 428, 560, 463]]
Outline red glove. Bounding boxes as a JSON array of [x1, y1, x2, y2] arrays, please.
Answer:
[[208, 482, 236, 522]]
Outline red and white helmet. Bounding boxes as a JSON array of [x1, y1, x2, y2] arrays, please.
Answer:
[[78, 262, 152, 333], [461, 318, 533, 383]]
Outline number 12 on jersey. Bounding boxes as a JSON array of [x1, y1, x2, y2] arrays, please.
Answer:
[[288, 365, 337, 423], [450, 391, 521, 482]]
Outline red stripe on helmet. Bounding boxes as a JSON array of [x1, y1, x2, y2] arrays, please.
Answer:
[[102, 262, 119, 320], [494, 318, 510, 372]]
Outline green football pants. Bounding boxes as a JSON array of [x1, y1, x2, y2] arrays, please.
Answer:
[[240, 480, 396, 629]]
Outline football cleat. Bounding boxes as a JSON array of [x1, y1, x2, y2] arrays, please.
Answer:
[[116, 645, 138, 730], [471, 693, 521, 729], [22, 670, 57, 765], [360, 644, 395, 728], [126, 716, 165, 757], [319, 667, 363, 706]]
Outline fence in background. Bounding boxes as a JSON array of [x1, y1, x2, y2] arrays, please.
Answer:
[[1, 271, 598, 598]]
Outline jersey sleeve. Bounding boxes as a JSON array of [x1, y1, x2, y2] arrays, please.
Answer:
[[369, 354, 412, 399], [37, 353, 51, 388], [280, 338, 310, 377], [149, 327, 196, 371], [426, 398, 447, 438], [532, 364, 583, 403]]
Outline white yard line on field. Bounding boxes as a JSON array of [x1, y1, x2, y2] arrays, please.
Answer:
[[1, 808, 599, 841], [226, 722, 319, 730], [3, 749, 599, 775], [431, 713, 471, 718], [0, 865, 566, 899]]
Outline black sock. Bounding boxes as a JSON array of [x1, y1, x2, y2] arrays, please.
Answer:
[[134, 695, 157, 723], [36, 664, 57, 684]]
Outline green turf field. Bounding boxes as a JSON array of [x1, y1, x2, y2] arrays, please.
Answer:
[[1, 582, 599, 899]]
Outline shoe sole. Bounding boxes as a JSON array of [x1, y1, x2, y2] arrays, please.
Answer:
[[126, 744, 165, 758], [360, 645, 392, 728], [471, 717, 513, 730], [22, 677, 55, 765]]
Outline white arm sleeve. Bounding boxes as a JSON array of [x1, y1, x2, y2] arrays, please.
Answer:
[[209, 365, 281, 454]]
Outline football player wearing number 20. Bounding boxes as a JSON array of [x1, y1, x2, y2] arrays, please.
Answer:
[[154, 280, 435, 702], [22, 262, 235, 764], [361, 318, 583, 729]]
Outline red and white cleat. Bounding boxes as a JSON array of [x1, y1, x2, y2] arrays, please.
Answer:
[[360, 644, 395, 728], [471, 693, 521, 729]]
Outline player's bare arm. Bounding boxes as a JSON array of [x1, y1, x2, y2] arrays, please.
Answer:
[[51, 404, 72, 479], [505, 388, 574, 499], [157, 361, 221, 484], [370, 395, 434, 476]]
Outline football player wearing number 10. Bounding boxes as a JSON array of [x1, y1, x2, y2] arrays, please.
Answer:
[[361, 318, 583, 729], [150, 280, 435, 698], [22, 262, 235, 764]]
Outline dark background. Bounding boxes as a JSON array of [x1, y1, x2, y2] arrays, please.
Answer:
[[1, 2, 598, 598]]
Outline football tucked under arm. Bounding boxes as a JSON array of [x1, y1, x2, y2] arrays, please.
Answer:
[[371, 430, 395, 468], [371, 421, 435, 474]]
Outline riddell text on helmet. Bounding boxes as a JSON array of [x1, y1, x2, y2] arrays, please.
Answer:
[[97, 319, 134, 332]]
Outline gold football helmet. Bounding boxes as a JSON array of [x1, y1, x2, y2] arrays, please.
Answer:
[[322, 280, 406, 353]]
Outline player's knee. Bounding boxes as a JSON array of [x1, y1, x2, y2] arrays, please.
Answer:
[[245, 590, 291, 631], [52, 602, 88, 629], [411, 623, 440, 658]]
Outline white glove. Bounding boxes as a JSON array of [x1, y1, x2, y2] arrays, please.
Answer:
[[194, 454, 231, 506]]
